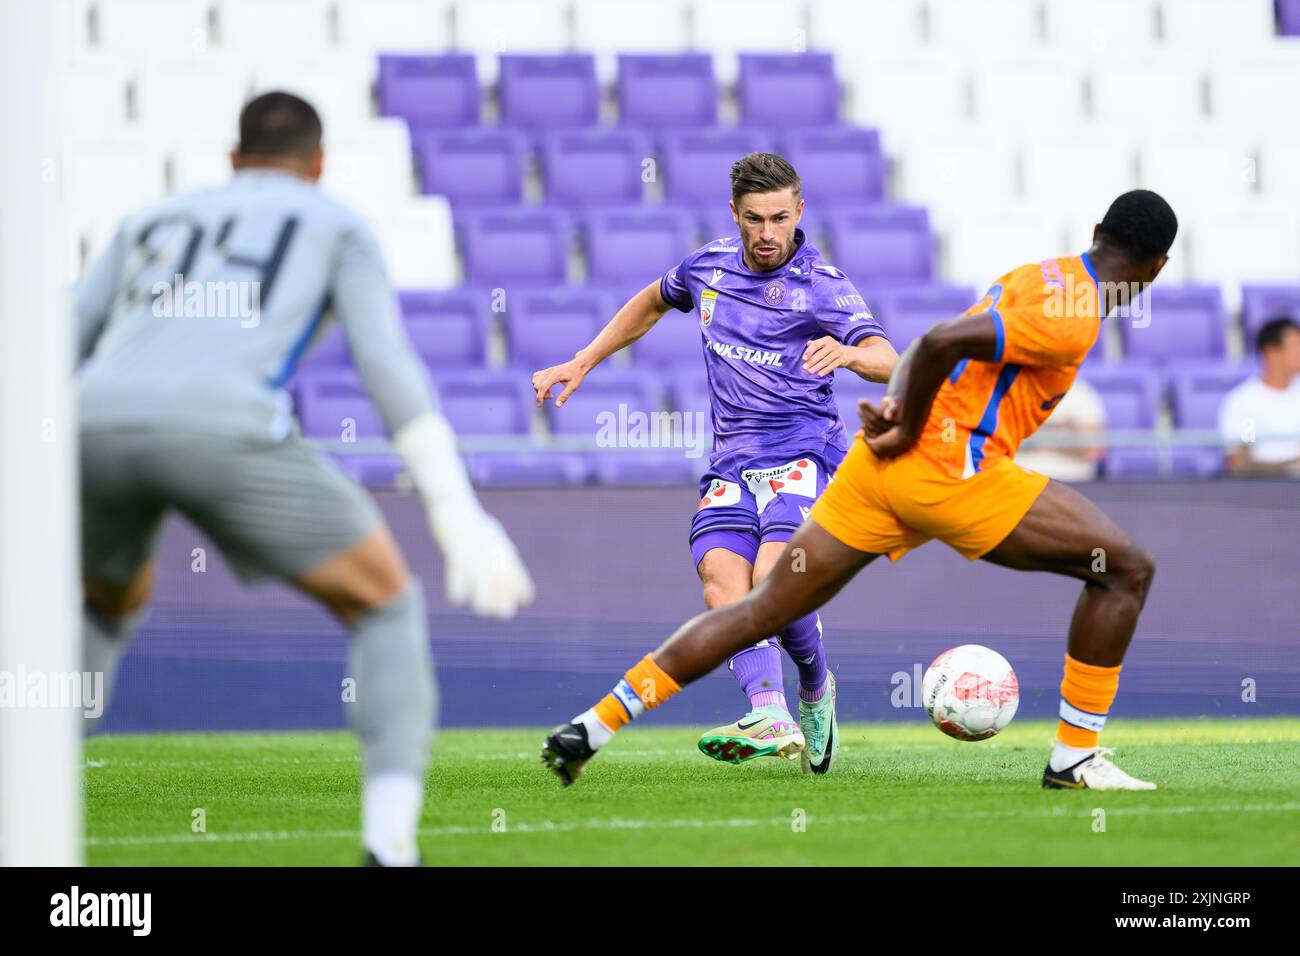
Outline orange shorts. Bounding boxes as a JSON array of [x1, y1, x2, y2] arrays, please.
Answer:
[[810, 439, 1050, 561]]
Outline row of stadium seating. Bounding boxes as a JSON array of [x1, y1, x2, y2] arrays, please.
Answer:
[[294, 282, 1300, 375], [296, 358, 1260, 484], [66, 0, 1299, 78]]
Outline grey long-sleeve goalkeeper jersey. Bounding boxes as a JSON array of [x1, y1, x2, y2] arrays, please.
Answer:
[[75, 168, 434, 441]]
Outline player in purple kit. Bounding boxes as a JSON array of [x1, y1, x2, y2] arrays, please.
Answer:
[[533, 154, 895, 774]]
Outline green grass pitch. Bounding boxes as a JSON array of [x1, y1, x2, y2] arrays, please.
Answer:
[[85, 718, 1300, 866]]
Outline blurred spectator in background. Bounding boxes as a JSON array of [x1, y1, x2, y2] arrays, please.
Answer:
[[1219, 317, 1300, 477], [1018, 377, 1107, 482]]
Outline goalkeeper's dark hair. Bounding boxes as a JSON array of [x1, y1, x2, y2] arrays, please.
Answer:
[[1097, 190, 1178, 263], [730, 152, 802, 203], [237, 91, 323, 161]]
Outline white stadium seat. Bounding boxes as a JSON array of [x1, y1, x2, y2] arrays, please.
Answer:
[[807, 0, 924, 57], [927, 0, 1041, 48], [1089, 58, 1206, 127], [357, 197, 457, 289], [335, 0, 454, 59], [1209, 55, 1300, 128], [689, 0, 808, 84], [169, 141, 236, 194], [63, 137, 169, 248], [91, 0, 212, 64], [65, 60, 130, 143], [1187, 207, 1300, 310], [970, 59, 1086, 124], [845, 56, 968, 139], [320, 120, 416, 208], [940, 205, 1068, 291], [134, 57, 253, 138], [1159, 0, 1276, 49], [1021, 135, 1139, 212], [1258, 142, 1300, 200], [454, 0, 571, 84], [892, 136, 1019, 216], [573, 0, 690, 83], [1139, 139, 1257, 215], [215, 0, 332, 63], [1044, 0, 1158, 54]]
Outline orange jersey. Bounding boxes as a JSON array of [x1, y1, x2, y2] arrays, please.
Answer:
[[912, 254, 1102, 479]]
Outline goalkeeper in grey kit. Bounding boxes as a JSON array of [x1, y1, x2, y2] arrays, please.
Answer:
[[74, 92, 534, 865]]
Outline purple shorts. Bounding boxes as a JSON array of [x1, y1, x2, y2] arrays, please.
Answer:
[[689, 449, 840, 567]]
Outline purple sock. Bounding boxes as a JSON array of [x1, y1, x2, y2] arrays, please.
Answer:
[[728, 641, 787, 712], [781, 612, 828, 701]]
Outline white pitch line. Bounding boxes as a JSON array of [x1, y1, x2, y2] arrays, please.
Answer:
[[85, 802, 1300, 848]]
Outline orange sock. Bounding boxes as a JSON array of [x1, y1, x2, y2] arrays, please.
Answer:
[[1057, 654, 1122, 748], [592, 654, 683, 732]]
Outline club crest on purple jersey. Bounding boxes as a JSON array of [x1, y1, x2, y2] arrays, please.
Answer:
[[763, 280, 786, 306]]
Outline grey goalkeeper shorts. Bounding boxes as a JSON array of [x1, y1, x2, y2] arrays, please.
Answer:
[[81, 426, 383, 585]]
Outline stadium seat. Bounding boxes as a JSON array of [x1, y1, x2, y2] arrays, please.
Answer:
[[1077, 365, 1163, 477], [298, 324, 352, 372], [831, 369, 887, 437], [1139, 140, 1257, 215], [807, 0, 924, 58], [544, 369, 665, 442], [1169, 361, 1255, 428], [320, 120, 416, 207], [927, 0, 1041, 48], [498, 55, 600, 130], [295, 370, 388, 440], [1119, 285, 1227, 365], [134, 57, 254, 137], [335, 0, 453, 59], [844, 56, 968, 137], [1186, 210, 1300, 311], [377, 54, 480, 129], [1021, 136, 1139, 210], [778, 127, 884, 204], [460, 207, 572, 286], [539, 129, 652, 207], [453, 0, 571, 84], [413, 128, 529, 206], [867, 283, 978, 350], [503, 288, 609, 369], [633, 307, 705, 368], [737, 54, 839, 128], [1158, 0, 1276, 49], [823, 204, 934, 288], [398, 289, 490, 367], [939, 207, 1067, 292], [617, 54, 718, 130], [1090, 59, 1205, 127], [1281, 0, 1300, 35], [90, 0, 211, 64], [590, 452, 699, 486], [360, 197, 457, 289], [891, 137, 1019, 217], [582, 207, 699, 303], [1209, 55, 1300, 130], [970, 60, 1087, 125], [1240, 285, 1300, 346], [660, 128, 776, 206], [1042, 0, 1158, 54], [215, 0, 332, 63], [170, 141, 236, 193], [428, 368, 536, 435], [65, 61, 130, 143], [63, 138, 169, 240], [466, 452, 591, 485], [1258, 141, 1300, 201], [687, 0, 808, 84], [573, 0, 691, 83], [253, 60, 377, 135]]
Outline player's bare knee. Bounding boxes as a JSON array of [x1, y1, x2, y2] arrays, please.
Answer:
[[1110, 541, 1156, 599], [701, 578, 747, 609]]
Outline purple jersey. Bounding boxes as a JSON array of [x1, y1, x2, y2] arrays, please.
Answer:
[[660, 229, 886, 472]]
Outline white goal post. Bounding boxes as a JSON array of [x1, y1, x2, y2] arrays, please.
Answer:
[[0, 0, 81, 867]]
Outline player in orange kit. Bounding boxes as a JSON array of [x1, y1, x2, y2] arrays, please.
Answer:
[[542, 189, 1178, 791]]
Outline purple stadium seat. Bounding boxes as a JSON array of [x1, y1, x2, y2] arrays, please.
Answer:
[[1078, 365, 1164, 477], [824, 204, 934, 288], [1169, 361, 1255, 428], [583, 206, 698, 301], [590, 451, 699, 486], [1240, 284, 1300, 348], [397, 290, 488, 367], [499, 55, 599, 130], [295, 371, 387, 439], [779, 127, 885, 204], [504, 288, 609, 369], [831, 370, 887, 438], [546, 369, 664, 438], [466, 452, 590, 486], [378, 55, 480, 129], [738, 54, 839, 128], [633, 307, 705, 367], [300, 324, 351, 371], [661, 128, 775, 206], [540, 129, 652, 207], [1119, 285, 1226, 365], [460, 208, 571, 286], [868, 283, 976, 349], [427, 369, 535, 436], [334, 454, 405, 489], [413, 129, 529, 206], [618, 54, 717, 129], [1279, 0, 1300, 35]]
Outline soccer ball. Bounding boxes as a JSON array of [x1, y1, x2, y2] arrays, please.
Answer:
[[922, 644, 1020, 741]]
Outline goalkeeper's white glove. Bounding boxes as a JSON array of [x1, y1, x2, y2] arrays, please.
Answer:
[[393, 413, 535, 618]]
